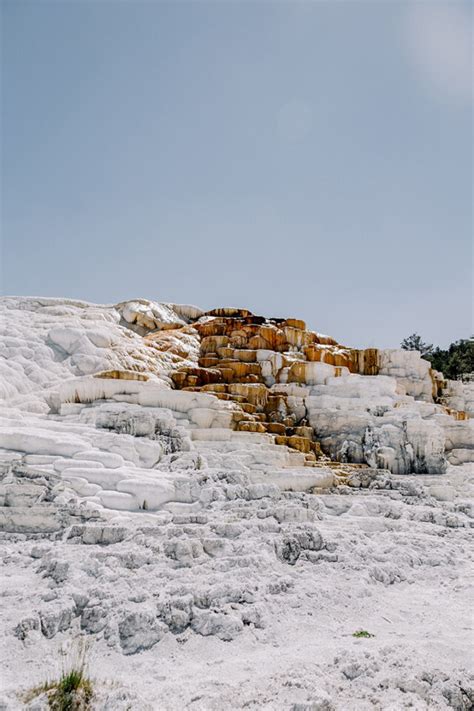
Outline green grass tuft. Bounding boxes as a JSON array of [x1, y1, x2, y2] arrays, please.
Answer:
[[22, 639, 93, 710], [48, 667, 93, 710], [352, 629, 375, 638]]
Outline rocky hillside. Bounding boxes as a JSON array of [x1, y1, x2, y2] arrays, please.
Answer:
[[0, 297, 472, 710]]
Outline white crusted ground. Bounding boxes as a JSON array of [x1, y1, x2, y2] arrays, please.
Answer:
[[0, 298, 472, 710]]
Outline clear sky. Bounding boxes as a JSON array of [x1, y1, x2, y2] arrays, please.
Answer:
[[1, 0, 472, 348]]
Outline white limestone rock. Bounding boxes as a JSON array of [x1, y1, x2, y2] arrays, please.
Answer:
[[442, 378, 474, 416], [0, 297, 190, 404], [379, 349, 433, 401], [118, 610, 166, 654], [0, 296, 473, 710]]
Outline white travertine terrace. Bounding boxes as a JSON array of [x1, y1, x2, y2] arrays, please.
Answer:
[[0, 296, 472, 710]]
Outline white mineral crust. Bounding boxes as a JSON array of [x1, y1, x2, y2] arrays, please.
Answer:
[[0, 297, 472, 710]]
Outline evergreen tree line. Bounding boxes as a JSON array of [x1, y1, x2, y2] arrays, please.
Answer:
[[400, 333, 474, 381]]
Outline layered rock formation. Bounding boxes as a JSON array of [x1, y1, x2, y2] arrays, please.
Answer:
[[1, 297, 471, 486], [156, 306, 472, 476], [0, 297, 473, 709]]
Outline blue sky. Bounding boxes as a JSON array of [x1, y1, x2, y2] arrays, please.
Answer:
[[2, 0, 472, 348]]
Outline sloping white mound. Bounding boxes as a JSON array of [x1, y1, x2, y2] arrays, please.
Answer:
[[0, 297, 200, 407]]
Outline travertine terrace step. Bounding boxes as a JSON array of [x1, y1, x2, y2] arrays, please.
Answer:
[[168, 307, 420, 469], [84, 304, 468, 478]]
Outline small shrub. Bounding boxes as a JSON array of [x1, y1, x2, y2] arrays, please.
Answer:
[[352, 629, 375, 638]]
